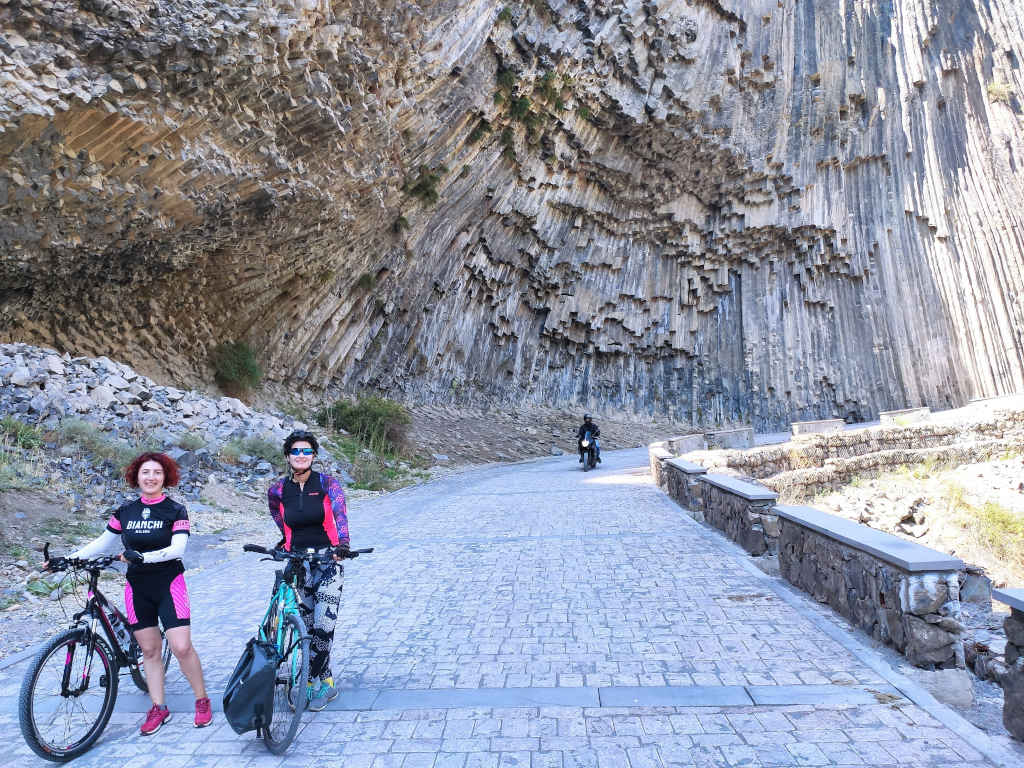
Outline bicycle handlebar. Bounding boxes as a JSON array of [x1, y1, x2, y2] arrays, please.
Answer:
[[42, 542, 128, 574], [242, 543, 373, 562]]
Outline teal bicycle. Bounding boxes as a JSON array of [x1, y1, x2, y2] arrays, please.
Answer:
[[241, 543, 371, 753]]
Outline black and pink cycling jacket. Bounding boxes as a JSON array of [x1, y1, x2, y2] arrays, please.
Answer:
[[267, 471, 349, 551]]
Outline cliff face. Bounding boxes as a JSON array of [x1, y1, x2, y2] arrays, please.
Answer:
[[1, 0, 1023, 429]]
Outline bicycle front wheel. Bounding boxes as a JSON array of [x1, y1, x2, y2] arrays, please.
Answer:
[[262, 612, 309, 754], [19, 629, 118, 762]]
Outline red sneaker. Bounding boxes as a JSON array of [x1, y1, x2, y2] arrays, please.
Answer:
[[140, 704, 171, 735], [194, 697, 213, 728]]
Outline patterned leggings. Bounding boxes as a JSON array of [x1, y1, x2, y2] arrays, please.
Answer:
[[295, 562, 344, 680]]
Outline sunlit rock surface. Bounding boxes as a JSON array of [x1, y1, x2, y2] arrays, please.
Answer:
[[1, 0, 1022, 429]]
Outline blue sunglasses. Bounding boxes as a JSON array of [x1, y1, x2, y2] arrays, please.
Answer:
[[288, 448, 315, 456]]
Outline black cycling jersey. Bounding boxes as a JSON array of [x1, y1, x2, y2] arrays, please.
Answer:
[[279, 472, 334, 551], [106, 495, 190, 577]]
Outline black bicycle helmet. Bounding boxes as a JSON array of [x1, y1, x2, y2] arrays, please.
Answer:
[[583, 413, 593, 421], [282, 429, 319, 456]]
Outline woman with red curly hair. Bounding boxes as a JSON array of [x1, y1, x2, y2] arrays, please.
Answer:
[[68, 451, 212, 734]]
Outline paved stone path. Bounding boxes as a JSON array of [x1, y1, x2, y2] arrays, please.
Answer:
[[0, 449, 1010, 767]]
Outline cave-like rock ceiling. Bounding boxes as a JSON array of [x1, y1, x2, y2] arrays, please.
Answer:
[[1, 0, 1022, 429]]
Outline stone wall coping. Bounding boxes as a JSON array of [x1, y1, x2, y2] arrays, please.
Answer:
[[993, 588, 1024, 612], [666, 458, 707, 475], [649, 445, 673, 459], [705, 427, 754, 436], [775, 504, 963, 572], [700, 473, 778, 502], [791, 418, 845, 426], [879, 406, 931, 417]]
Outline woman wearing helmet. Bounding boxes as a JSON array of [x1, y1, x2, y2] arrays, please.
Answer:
[[266, 430, 349, 711]]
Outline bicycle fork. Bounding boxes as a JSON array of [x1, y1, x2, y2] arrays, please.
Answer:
[[61, 616, 101, 698]]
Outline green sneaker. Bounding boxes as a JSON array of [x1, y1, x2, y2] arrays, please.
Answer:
[[308, 677, 338, 712]]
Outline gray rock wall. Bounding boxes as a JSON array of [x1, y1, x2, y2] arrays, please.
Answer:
[[1005, 609, 1024, 740], [697, 480, 778, 556], [779, 519, 965, 667], [0, 1, 1023, 427]]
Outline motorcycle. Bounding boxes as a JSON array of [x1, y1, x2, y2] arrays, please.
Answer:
[[580, 429, 598, 471]]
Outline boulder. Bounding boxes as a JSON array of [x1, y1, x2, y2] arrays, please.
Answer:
[[904, 615, 959, 666], [43, 355, 65, 375], [165, 448, 198, 469], [9, 366, 32, 387], [104, 375, 130, 390], [89, 385, 117, 408], [1002, 659, 1024, 740]]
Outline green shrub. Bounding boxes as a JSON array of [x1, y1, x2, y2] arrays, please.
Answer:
[[316, 396, 411, 455], [497, 6, 513, 23], [357, 272, 376, 291], [987, 81, 1012, 103], [220, 436, 280, 465], [177, 432, 206, 451], [0, 416, 43, 449], [392, 215, 409, 234], [210, 341, 263, 395], [510, 96, 531, 120], [57, 419, 136, 469], [405, 166, 442, 205], [496, 66, 517, 91], [468, 120, 491, 143], [973, 501, 1024, 565], [539, 70, 557, 102]]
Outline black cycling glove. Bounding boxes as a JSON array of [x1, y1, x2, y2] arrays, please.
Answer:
[[122, 549, 144, 564]]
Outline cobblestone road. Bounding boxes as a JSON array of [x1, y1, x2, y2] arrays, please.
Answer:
[[0, 449, 1012, 767]]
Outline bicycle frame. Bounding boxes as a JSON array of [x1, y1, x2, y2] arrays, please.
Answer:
[[257, 567, 302, 653], [60, 568, 140, 695]]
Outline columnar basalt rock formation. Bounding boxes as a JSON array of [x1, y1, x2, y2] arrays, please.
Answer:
[[1, 1, 1023, 428]]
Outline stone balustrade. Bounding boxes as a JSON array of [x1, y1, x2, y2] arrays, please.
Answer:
[[777, 505, 965, 668], [667, 434, 706, 454], [790, 418, 845, 436], [994, 588, 1024, 740], [648, 442, 673, 488], [705, 427, 754, 450], [697, 473, 780, 555], [879, 406, 931, 425], [661, 458, 707, 520]]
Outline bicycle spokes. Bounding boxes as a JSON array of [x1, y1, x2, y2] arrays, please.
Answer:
[[26, 634, 114, 753]]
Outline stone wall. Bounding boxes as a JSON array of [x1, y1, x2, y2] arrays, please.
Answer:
[[1, 1, 1023, 424], [685, 411, 1024, 482], [997, 593, 1024, 740], [779, 519, 964, 668], [766, 439, 1024, 502], [697, 475, 779, 556], [662, 460, 706, 521]]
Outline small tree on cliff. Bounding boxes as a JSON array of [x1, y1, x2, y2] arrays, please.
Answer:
[[210, 341, 263, 398]]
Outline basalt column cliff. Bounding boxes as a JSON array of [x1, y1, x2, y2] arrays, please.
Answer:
[[0, 0, 1022, 429]]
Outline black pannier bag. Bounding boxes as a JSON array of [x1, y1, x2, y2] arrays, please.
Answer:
[[222, 637, 279, 734]]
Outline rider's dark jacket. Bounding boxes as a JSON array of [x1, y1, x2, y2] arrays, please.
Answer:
[[577, 421, 600, 440]]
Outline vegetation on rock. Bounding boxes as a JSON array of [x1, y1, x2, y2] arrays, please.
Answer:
[[210, 341, 263, 396]]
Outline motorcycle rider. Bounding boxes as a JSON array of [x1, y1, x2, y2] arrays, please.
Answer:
[[577, 413, 601, 464]]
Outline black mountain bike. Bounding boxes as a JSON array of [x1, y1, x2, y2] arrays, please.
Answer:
[[18, 544, 171, 762]]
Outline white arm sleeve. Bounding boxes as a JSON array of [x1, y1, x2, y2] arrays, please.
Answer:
[[69, 529, 120, 559], [140, 532, 188, 564]]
